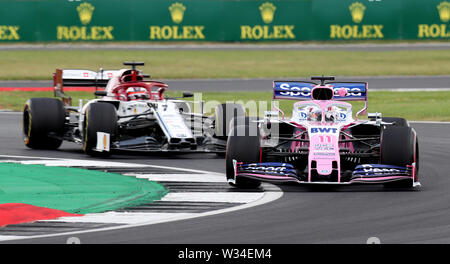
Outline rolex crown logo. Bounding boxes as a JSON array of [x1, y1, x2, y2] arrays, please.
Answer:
[[349, 2, 366, 23], [437, 1, 450, 23], [169, 3, 186, 24], [77, 2, 95, 25], [259, 2, 276, 24]]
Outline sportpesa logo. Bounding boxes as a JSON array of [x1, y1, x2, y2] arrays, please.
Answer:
[[276, 83, 364, 98], [359, 164, 401, 175], [244, 163, 289, 173]]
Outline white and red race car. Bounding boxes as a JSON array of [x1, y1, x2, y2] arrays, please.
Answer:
[[226, 76, 420, 189], [23, 62, 246, 156]]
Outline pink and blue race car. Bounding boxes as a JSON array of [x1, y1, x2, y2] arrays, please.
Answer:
[[226, 76, 420, 189]]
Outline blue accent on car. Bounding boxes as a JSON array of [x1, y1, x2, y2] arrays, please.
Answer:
[[352, 164, 410, 176], [273, 82, 317, 100], [273, 81, 367, 101], [327, 82, 367, 100], [238, 162, 297, 177]]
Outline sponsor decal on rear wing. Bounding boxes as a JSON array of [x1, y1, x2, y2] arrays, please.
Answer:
[[56, 69, 122, 87], [273, 81, 367, 101], [53, 68, 121, 106]]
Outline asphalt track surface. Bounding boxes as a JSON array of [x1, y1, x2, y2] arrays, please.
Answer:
[[1, 75, 450, 93], [1, 110, 450, 243]]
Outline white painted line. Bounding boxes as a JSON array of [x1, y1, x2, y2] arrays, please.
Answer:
[[0, 111, 21, 115], [161, 192, 264, 203], [0, 155, 283, 242], [0, 156, 217, 174], [409, 121, 450, 124], [0, 235, 26, 241], [43, 212, 198, 225], [17, 159, 150, 168], [8, 187, 283, 241], [125, 173, 225, 183]]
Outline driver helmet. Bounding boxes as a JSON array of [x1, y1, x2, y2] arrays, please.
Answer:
[[324, 106, 337, 122], [307, 106, 322, 122], [126, 87, 149, 100]]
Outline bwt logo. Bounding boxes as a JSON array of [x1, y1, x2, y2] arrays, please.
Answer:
[[310, 127, 338, 134]]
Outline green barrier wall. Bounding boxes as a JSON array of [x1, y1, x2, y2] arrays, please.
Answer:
[[0, 0, 448, 42]]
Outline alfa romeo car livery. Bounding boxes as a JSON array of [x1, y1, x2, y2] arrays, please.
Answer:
[[226, 76, 420, 189], [23, 62, 246, 156]]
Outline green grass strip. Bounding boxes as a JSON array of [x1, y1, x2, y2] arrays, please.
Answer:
[[2, 90, 449, 121], [0, 49, 449, 80], [0, 163, 168, 214]]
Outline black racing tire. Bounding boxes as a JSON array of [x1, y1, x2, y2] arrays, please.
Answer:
[[382, 117, 408, 127], [225, 125, 262, 189], [228, 116, 260, 135], [216, 117, 259, 157], [174, 101, 191, 114], [23, 98, 65, 150], [380, 126, 418, 188], [83, 102, 118, 156], [214, 103, 246, 139]]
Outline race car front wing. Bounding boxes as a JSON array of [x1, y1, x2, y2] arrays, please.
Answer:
[[231, 161, 419, 186]]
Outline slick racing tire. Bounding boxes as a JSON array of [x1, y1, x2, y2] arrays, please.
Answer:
[[174, 101, 191, 114], [229, 116, 260, 135], [226, 125, 262, 189], [215, 116, 260, 157], [23, 98, 65, 150], [83, 102, 118, 156], [382, 117, 408, 127], [214, 103, 246, 139], [380, 126, 418, 188]]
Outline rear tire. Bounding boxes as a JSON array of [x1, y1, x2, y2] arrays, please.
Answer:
[[214, 103, 246, 139], [174, 101, 191, 114], [23, 98, 65, 150], [83, 102, 118, 156], [229, 116, 260, 133], [225, 125, 262, 189], [380, 126, 417, 188], [382, 117, 408, 127]]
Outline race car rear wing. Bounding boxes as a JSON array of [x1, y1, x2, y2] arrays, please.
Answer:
[[273, 81, 367, 101], [272, 80, 368, 118], [54, 69, 121, 87], [53, 68, 121, 106]]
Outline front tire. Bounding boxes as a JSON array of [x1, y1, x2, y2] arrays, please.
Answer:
[[225, 125, 262, 189], [214, 103, 246, 139], [380, 126, 418, 188], [83, 102, 118, 156], [23, 98, 65, 150]]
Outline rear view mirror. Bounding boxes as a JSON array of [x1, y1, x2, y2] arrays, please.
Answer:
[[94, 90, 107, 96], [182, 92, 194, 98]]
